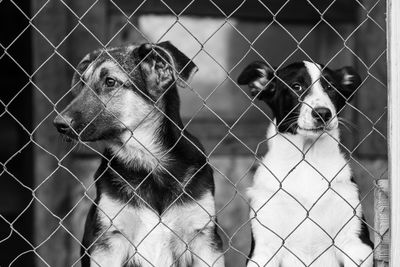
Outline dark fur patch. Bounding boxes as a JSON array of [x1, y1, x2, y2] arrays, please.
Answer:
[[359, 215, 374, 248], [247, 230, 255, 263], [81, 201, 104, 267]]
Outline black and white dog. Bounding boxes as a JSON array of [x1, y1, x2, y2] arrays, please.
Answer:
[[54, 42, 224, 267], [237, 61, 373, 267]]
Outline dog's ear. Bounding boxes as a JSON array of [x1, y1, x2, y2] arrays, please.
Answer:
[[157, 41, 198, 85], [138, 42, 198, 97], [237, 61, 275, 99], [335, 66, 361, 100]]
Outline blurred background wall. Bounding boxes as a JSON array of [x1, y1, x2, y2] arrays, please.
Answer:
[[0, 0, 387, 266]]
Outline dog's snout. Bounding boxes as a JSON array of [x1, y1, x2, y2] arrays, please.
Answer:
[[311, 107, 332, 123], [53, 115, 73, 134]]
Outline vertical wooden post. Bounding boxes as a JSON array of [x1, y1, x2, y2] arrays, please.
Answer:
[[388, 0, 400, 266], [374, 179, 389, 267]]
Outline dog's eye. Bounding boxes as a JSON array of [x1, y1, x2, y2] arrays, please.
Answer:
[[291, 83, 302, 92], [326, 83, 335, 91], [105, 77, 116, 87]]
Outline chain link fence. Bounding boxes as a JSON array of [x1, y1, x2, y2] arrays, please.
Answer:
[[0, 0, 388, 266]]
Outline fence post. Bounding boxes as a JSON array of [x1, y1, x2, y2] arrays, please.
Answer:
[[374, 179, 389, 267], [388, 0, 400, 266]]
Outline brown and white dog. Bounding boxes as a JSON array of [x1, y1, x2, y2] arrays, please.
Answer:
[[54, 42, 225, 267], [238, 61, 373, 267]]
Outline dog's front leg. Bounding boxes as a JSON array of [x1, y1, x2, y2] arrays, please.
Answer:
[[247, 224, 281, 267], [81, 203, 134, 267], [247, 247, 279, 267], [190, 232, 225, 267], [192, 246, 225, 267], [340, 240, 373, 267], [246, 231, 281, 267]]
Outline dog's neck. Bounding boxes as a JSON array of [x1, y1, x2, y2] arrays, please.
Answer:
[[108, 127, 163, 173], [107, 103, 202, 174], [262, 122, 351, 184], [253, 122, 351, 203], [105, 87, 206, 184], [98, 110, 212, 212], [266, 122, 342, 157], [107, 114, 169, 172]]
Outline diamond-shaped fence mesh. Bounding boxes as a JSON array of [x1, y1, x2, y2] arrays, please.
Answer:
[[0, 0, 389, 266]]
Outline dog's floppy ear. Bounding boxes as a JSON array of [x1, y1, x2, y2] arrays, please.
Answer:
[[335, 66, 361, 100], [157, 41, 198, 85], [138, 41, 198, 97], [237, 61, 275, 99]]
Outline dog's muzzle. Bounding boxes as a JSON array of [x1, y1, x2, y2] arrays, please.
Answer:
[[53, 114, 78, 140], [297, 105, 337, 133]]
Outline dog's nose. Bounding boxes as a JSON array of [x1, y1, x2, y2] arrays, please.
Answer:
[[53, 115, 73, 134], [312, 107, 332, 123]]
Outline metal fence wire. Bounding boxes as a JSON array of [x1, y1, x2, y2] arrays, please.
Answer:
[[0, 0, 388, 266]]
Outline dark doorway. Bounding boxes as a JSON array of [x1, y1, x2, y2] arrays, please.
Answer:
[[0, 0, 34, 266]]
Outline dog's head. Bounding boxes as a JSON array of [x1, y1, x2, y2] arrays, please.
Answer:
[[237, 61, 361, 136], [53, 41, 197, 142]]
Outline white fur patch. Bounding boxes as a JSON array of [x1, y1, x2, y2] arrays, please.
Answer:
[[249, 68, 269, 91], [256, 68, 267, 76], [247, 124, 373, 266], [91, 193, 224, 267], [81, 53, 91, 62], [126, 44, 138, 52], [298, 61, 338, 133]]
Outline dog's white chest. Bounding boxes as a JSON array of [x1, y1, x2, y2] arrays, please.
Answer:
[[248, 132, 364, 266], [95, 193, 216, 266]]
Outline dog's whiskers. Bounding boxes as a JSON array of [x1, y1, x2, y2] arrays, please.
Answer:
[[339, 117, 357, 128], [279, 115, 299, 132], [284, 120, 299, 132], [338, 118, 357, 133], [338, 121, 352, 133]]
